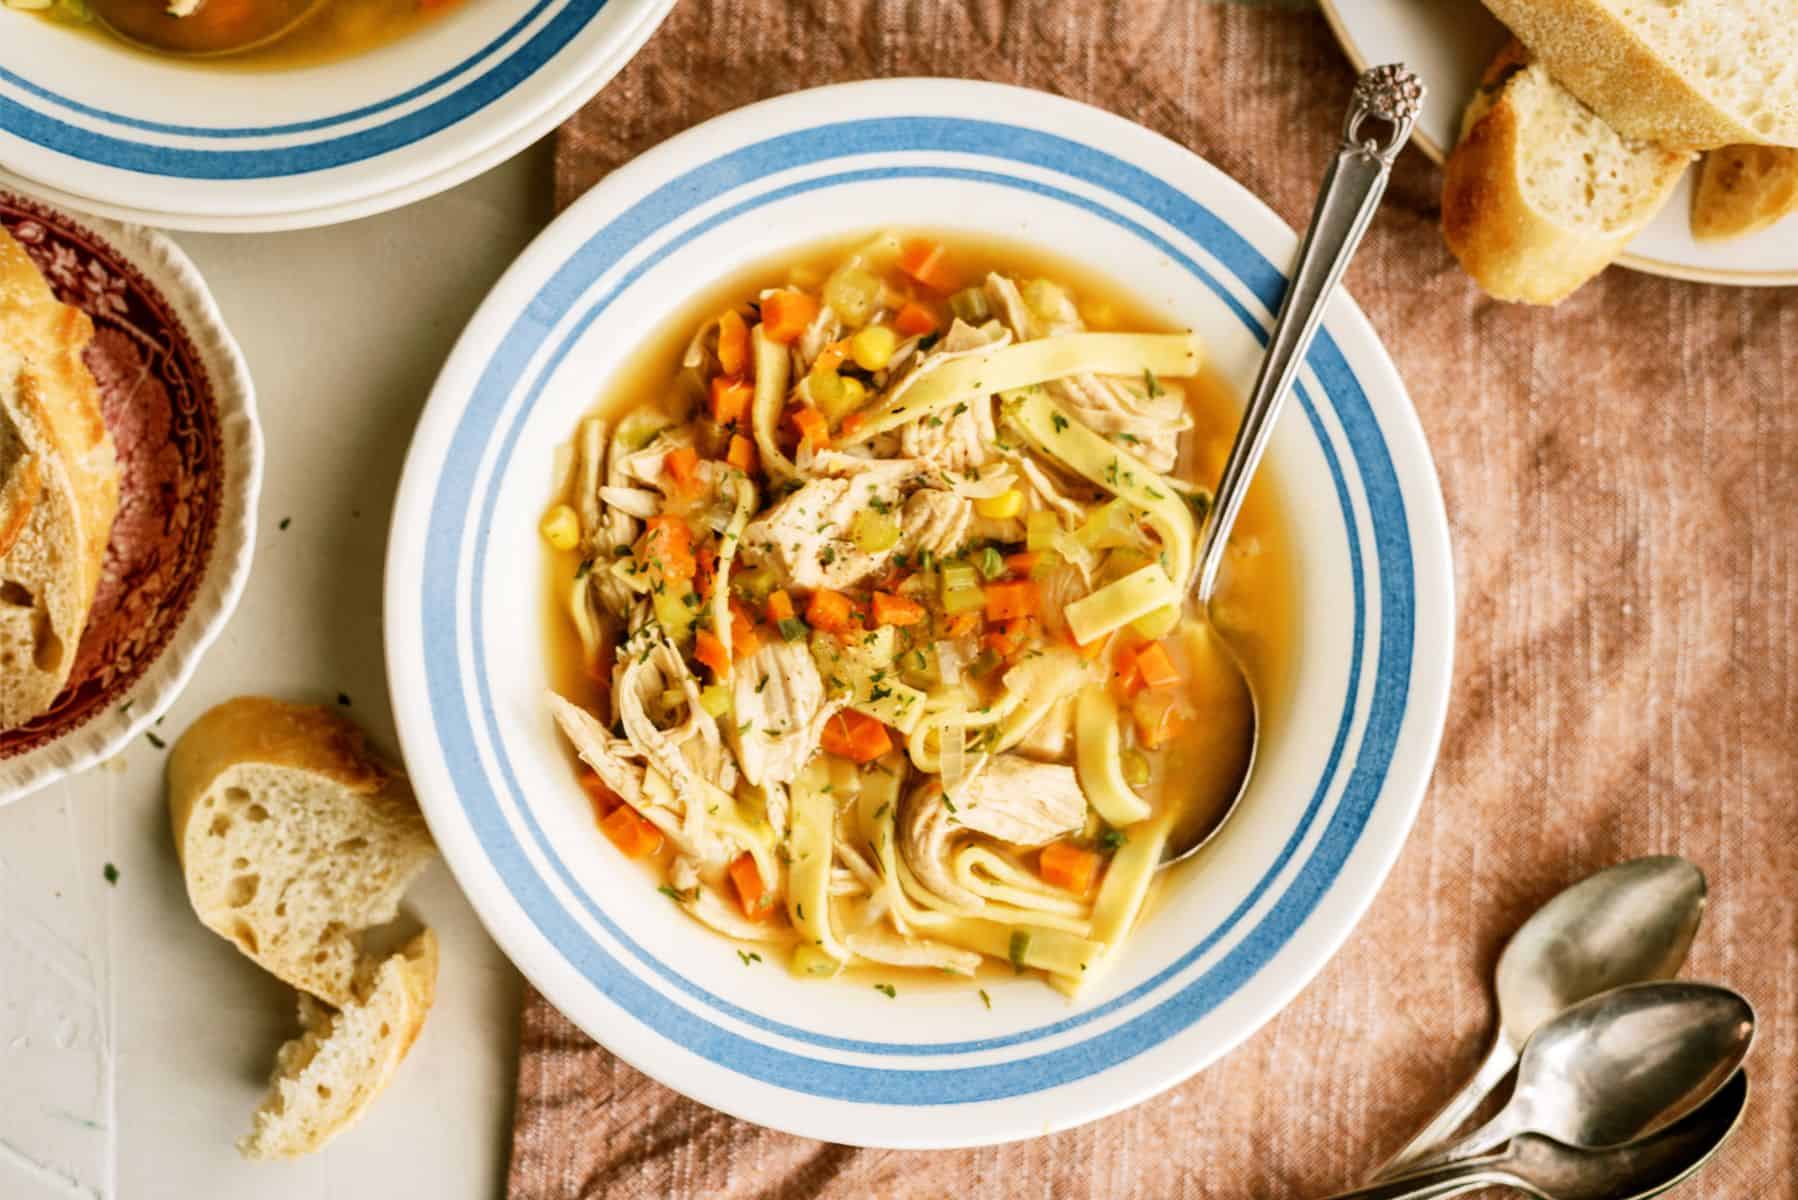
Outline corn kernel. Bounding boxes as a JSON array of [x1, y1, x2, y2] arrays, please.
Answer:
[[540, 504, 580, 550], [849, 324, 898, 371], [974, 488, 1024, 520]]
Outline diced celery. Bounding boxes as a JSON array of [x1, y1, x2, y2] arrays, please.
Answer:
[[1022, 278, 1077, 326], [976, 546, 1006, 580], [735, 563, 780, 602], [699, 684, 732, 718], [790, 943, 844, 979], [1073, 499, 1140, 553], [1120, 750, 1151, 788], [778, 617, 809, 643], [1026, 511, 1061, 553], [653, 589, 698, 643], [949, 287, 993, 323], [824, 266, 881, 326], [941, 562, 979, 593], [1030, 550, 1064, 581], [943, 586, 986, 616], [811, 371, 868, 422], [850, 510, 900, 553]]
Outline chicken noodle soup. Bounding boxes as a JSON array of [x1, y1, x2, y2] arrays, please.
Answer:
[[17, 0, 462, 62], [542, 234, 1291, 997]]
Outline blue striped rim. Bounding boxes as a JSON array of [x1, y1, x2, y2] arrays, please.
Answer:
[[0, 0, 605, 178], [417, 116, 1416, 1103]]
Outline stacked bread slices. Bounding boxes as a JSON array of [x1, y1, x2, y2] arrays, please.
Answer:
[[1445, 0, 1798, 302]]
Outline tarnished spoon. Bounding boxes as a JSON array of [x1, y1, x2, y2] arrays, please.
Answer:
[[1319, 1069, 1748, 1200], [1161, 63, 1424, 867], [1377, 856, 1708, 1176], [1395, 981, 1753, 1172]]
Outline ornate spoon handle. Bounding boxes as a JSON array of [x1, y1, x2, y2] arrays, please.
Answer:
[[1193, 64, 1423, 605]]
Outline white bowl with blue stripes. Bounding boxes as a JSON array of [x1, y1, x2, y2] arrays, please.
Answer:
[[385, 78, 1456, 1147], [0, 0, 672, 232]]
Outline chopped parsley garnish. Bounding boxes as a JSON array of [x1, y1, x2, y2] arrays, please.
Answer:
[[1050, 412, 1070, 433], [102, 863, 119, 886], [736, 950, 763, 966], [1144, 368, 1164, 397], [979, 988, 992, 1010], [1008, 930, 1032, 971], [1098, 828, 1128, 853], [574, 557, 596, 579], [145, 732, 167, 750], [778, 618, 809, 642], [873, 983, 897, 999]]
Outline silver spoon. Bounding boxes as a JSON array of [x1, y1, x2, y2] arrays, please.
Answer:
[[1397, 980, 1753, 1173], [1161, 63, 1425, 867], [1319, 1068, 1748, 1200], [1377, 856, 1708, 1176]]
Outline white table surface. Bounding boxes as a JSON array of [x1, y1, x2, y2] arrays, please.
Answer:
[[0, 142, 557, 1200]]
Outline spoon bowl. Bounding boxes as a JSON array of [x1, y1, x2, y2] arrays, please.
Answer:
[[1415, 980, 1754, 1169], [1160, 63, 1426, 866], [1378, 856, 1708, 1175], [1322, 1069, 1749, 1200]]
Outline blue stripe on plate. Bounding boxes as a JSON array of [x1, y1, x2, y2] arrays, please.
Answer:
[[0, 0, 604, 177], [419, 117, 1416, 1102]]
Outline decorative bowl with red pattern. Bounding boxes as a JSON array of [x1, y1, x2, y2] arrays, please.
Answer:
[[0, 188, 261, 802]]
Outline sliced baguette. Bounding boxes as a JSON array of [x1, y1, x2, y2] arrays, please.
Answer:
[[239, 929, 439, 1160], [1443, 45, 1691, 305], [0, 230, 119, 729], [1691, 145, 1798, 240], [1482, 0, 1798, 149], [167, 697, 436, 1006]]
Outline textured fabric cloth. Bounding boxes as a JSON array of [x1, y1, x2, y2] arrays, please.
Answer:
[[515, 2, 1798, 1195]]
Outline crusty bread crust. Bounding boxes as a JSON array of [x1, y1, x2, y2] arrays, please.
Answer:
[[1443, 53, 1689, 305], [1483, 0, 1797, 149], [238, 930, 439, 1160], [0, 230, 119, 729], [168, 697, 435, 1004], [1692, 145, 1798, 240]]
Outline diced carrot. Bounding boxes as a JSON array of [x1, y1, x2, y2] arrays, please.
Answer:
[[767, 589, 796, 624], [871, 590, 925, 627], [894, 301, 939, 337], [839, 411, 868, 440], [709, 375, 753, 426], [664, 445, 703, 497], [600, 804, 663, 858], [717, 310, 749, 377], [813, 340, 850, 377], [1039, 840, 1100, 895], [726, 434, 758, 474], [579, 768, 622, 819], [728, 852, 773, 920], [789, 405, 830, 452], [946, 611, 981, 639], [1111, 651, 1143, 700], [1131, 690, 1184, 749], [983, 579, 1039, 622], [1005, 552, 1038, 578], [694, 629, 730, 679], [984, 617, 1033, 658], [762, 289, 820, 344], [638, 516, 695, 582], [897, 239, 959, 293], [806, 588, 855, 634], [821, 710, 893, 764], [1135, 641, 1181, 690], [729, 603, 761, 660]]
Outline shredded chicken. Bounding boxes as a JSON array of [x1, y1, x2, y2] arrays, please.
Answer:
[[844, 924, 982, 975], [1049, 373, 1191, 474], [547, 692, 645, 806], [1016, 693, 1077, 761], [613, 632, 737, 817], [949, 756, 1087, 845], [898, 780, 983, 910], [729, 641, 835, 788], [895, 488, 973, 561], [741, 476, 901, 590]]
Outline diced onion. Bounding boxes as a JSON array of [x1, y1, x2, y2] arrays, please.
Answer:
[[934, 639, 966, 686]]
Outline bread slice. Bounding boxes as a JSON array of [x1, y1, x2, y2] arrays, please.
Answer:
[[1443, 44, 1691, 305], [1691, 145, 1798, 240], [167, 697, 436, 1006], [238, 930, 438, 1160], [0, 230, 119, 728], [1482, 0, 1798, 149]]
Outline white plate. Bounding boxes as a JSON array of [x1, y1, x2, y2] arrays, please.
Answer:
[[0, 0, 672, 233], [1319, 0, 1798, 287], [0, 187, 261, 802], [385, 78, 1457, 1147]]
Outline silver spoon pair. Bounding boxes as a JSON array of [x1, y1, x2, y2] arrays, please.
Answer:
[[1326, 857, 1753, 1200]]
